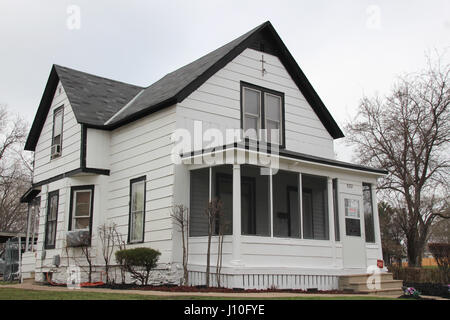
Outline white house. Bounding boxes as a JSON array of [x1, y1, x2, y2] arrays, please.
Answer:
[[21, 21, 395, 292]]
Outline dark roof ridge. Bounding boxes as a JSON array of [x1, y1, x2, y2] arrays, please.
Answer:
[[53, 64, 144, 90]]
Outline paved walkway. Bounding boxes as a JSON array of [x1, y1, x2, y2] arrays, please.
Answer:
[[0, 282, 405, 299]]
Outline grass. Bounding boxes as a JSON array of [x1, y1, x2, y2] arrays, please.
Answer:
[[0, 287, 401, 300], [0, 281, 19, 285]]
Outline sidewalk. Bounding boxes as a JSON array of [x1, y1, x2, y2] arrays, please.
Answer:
[[1, 282, 406, 299]]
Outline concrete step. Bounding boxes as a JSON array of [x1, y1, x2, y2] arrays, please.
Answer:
[[339, 272, 393, 285], [22, 277, 36, 285], [344, 280, 403, 291]]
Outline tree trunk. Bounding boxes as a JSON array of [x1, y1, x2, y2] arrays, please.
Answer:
[[206, 231, 212, 287], [407, 238, 424, 267]]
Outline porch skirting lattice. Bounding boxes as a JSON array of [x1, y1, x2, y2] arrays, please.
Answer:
[[188, 271, 339, 290]]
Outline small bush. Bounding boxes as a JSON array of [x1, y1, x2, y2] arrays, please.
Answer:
[[115, 247, 161, 285]]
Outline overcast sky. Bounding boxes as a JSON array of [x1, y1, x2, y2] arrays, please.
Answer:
[[0, 0, 449, 161]]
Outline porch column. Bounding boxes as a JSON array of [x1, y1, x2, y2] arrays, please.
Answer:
[[231, 164, 242, 265], [327, 177, 337, 266], [25, 204, 32, 252]]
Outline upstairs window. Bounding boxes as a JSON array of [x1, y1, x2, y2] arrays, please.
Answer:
[[242, 87, 261, 141], [128, 176, 146, 243], [51, 106, 63, 159], [241, 82, 284, 146]]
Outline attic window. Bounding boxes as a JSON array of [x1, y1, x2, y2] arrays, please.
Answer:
[[51, 106, 63, 159]]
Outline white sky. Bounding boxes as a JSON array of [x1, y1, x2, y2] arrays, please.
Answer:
[[0, 0, 449, 161]]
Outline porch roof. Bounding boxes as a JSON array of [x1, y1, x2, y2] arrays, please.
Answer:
[[180, 143, 388, 176]]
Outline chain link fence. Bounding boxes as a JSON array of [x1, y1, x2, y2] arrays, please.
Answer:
[[1, 237, 20, 281]]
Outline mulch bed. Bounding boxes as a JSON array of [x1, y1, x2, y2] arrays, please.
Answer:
[[44, 281, 357, 294]]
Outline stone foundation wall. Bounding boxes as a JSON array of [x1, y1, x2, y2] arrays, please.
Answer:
[[34, 263, 184, 286]]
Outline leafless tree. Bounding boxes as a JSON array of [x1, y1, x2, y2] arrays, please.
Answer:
[[0, 105, 30, 233], [204, 198, 223, 287], [80, 245, 94, 283], [216, 207, 230, 287], [346, 54, 450, 267], [429, 209, 450, 243], [170, 204, 189, 286], [98, 223, 120, 284], [378, 202, 404, 266], [113, 228, 127, 284]]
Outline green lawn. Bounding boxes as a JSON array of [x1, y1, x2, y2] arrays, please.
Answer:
[[0, 288, 401, 300]]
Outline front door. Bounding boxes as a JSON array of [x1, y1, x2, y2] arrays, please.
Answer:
[[340, 193, 367, 269]]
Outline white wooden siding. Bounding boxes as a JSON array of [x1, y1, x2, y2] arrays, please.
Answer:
[[33, 82, 81, 183], [86, 128, 110, 169], [177, 48, 334, 159], [106, 106, 176, 264]]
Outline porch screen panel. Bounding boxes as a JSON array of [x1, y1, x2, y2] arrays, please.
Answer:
[[213, 165, 233, 235], [302, 174, 329, 240], [272, 170, 300, 238], [189, 168, 210, 236], [333, 178, 340, 241], [363, 183, 375, 243], [241, 165, 270, 236]]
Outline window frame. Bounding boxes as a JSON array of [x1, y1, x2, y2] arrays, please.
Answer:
[[242, 87, 262, 141], [128, 176, 146, 244], [240, 81, 285, 148], [50, 105, 64, 160], [264, 92, 283, 145], [44, 190, 59, 249], [68, 185, 95, 241]]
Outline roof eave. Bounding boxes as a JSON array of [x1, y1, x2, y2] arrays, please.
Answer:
[[24, 65, 60, 151]]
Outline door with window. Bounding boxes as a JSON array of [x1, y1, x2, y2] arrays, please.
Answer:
[[340, 193, 366, 269]]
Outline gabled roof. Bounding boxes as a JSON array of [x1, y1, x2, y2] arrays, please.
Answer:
[[25, 21, 344, 151], [25, 65, 143, 151]]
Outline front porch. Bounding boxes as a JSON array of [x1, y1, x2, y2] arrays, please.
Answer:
[[179, 146, 385, 289]]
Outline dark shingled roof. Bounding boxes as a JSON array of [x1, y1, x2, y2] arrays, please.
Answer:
[[54, 65, 143, 126], [106, 23, 264, 126], [25, 21, 345, 151]]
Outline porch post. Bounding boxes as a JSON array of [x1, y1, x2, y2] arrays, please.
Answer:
[[231, 164, 242, 265], [25, 204, 32, 252], [327, 177, 337, 266]]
